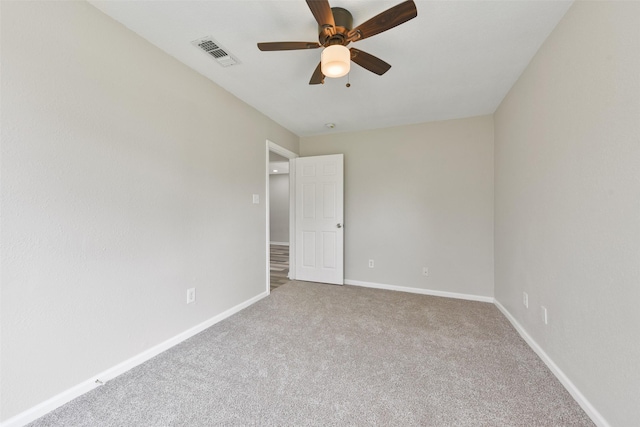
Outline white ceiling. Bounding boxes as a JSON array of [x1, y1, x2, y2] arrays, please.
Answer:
[[89, 0, 573, 137], [269, 161, 290, 175], [269, 151, 290, 174]]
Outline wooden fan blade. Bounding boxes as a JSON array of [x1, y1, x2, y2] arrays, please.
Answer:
[[348, 0, 417, 42], [258, 42, 321, 51], [350, 48, 391, 75], [306, 0, 335, 30], [309, 62, 325, 85]]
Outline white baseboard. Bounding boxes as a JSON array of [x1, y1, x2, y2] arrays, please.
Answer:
[[494, 300, 610, 427], [269, 241, 289, 246], [1, 291, 270, 427], [344, 279, 494, 303]]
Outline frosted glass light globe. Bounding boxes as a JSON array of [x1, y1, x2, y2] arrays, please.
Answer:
[[321, 45, 350, 78]]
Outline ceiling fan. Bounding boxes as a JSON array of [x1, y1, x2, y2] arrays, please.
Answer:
[[257, 0, 418, 85]]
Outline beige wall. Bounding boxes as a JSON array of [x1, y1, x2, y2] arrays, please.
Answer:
[[494, 1, 640, 425], [301, 116, 494, 298], [0, 1, 298, 420]]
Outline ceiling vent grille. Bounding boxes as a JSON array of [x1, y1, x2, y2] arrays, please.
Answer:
[[192, 36, 238, 67]]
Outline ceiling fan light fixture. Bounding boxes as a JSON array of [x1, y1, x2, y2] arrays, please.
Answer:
[[321, 45, 350, 78]]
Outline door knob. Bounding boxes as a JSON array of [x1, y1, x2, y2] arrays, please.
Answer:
[[337, 223, 342, 228]]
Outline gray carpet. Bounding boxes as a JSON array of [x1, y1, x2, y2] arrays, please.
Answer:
[[29, 282, 593, 426]]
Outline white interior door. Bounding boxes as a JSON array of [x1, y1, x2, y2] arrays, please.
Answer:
[[294, 154, 344, 285]]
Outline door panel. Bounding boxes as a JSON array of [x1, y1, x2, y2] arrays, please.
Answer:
[[303, 184, 316, 218], [295, 154, 344, 285], [323, 183, 336, 218], [302, 232, 316, 267], [322, 232, 336, 268]]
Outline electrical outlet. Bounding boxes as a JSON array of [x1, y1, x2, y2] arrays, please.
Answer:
[[523, 292, 529, 308], [368, 259, 374, 268], [422, 267, 429, 276], [252, 194, 259, 204], [541, 306, 548, 325], [187, 288, 196, 304]]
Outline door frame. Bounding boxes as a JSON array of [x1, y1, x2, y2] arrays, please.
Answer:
[[265, 140, 298, 293]]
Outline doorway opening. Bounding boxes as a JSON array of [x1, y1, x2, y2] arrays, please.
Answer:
[[265, 140, 297, 293]]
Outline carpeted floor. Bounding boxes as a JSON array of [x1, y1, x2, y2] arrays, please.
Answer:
[[29, 282, 593, 426]]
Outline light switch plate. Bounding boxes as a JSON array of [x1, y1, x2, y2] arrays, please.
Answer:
[[187, 288, 196, 304]]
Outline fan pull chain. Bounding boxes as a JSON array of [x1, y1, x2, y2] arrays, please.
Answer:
[[346, 73, 351, 88]]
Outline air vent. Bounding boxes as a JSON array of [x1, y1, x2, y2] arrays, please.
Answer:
[[192, 36, 238, 67]]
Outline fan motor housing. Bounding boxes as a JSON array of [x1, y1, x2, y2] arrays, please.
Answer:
[[319, 7, 353, 46]]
